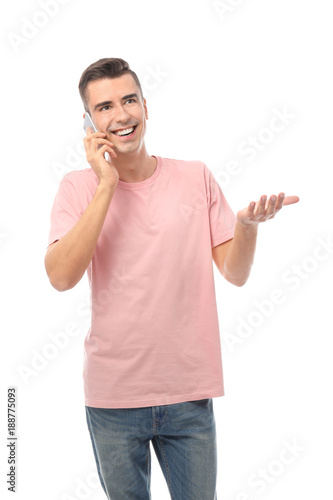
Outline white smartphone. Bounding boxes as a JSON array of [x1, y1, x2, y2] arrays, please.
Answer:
[[83, 112, 98, 134], [83, 112, 110, 160]]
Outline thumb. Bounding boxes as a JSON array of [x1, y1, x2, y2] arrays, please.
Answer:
[[282, 195, 300, 206]]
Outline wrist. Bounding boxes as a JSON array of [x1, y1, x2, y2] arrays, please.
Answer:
[[96, 181, 117, 195], [236, 218, 259, 232]]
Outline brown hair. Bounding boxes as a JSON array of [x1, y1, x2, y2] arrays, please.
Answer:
[[78, 57, 144, 112]]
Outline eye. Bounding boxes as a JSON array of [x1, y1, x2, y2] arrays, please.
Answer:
[[101, 105, 110, 111], [126, 99, 136, 104]]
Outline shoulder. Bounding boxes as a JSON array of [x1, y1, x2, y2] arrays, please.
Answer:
[[58, 167, 97, 192], [61, 167, 95, 184]]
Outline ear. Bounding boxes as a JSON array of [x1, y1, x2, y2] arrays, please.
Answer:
[[143, 97, 148, 119], [83, 113, 85, 119]]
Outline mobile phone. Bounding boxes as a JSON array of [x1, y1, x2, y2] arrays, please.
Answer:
[[83, 112, 98, 134], [83, 112, 110, 160]]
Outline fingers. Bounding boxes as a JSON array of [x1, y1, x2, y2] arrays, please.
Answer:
[[100, 144, 117, 159], [84, 131, 112, 144], [249, 193, 285, 221], [258, 195, 268, 217], [84, 132, 115, 153], [83, 130, 118, 167], [245, 192, 299, 224], [266, 193, 285, 218], [251, 195, 270, 219], [282, 195, 300, 205], [94, 138, 115, 148], [248, 201, 256, 214], [85, 127, 108, 137]]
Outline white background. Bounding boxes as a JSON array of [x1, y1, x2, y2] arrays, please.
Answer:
[[1, 0, 332, 498]]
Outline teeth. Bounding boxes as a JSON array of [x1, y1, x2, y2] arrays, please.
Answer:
[[114, 127, 135, 136]]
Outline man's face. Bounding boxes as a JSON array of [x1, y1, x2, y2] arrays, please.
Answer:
[[85, 73, 148, 155]]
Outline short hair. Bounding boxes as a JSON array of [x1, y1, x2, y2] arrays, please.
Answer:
[[78, 57, 144, 113]]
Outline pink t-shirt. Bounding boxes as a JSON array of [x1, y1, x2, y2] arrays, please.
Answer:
[[47, 156, 237, 408]]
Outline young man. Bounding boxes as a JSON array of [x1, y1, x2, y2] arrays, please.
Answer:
[[45, 58, 299, 499]]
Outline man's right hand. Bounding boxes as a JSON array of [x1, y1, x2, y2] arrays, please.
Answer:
[[84, 127, 119, 189]]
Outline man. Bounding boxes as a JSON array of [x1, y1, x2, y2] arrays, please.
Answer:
[[45, 58, 299, 499]]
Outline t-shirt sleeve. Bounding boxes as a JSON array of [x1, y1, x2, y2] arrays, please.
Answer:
[[203, 163, 237, 248], [47, 174, 83, 248]]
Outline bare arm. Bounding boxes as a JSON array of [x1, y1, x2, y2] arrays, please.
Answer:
[[45, 184, 116, 291], [222, 222, 258, 286], [212, 223, 258, 286], [213, 192, 300, 286], [44, 127, 119, 291]]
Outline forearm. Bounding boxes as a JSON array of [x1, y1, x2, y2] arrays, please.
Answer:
[[223, 220, 258, 286], [45, 183, 116, 291]]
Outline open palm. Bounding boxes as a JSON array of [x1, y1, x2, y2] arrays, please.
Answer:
[[237, 193, 300, 227]]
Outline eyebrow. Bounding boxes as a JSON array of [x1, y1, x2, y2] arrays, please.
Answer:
[[94, 93, 139, 111]]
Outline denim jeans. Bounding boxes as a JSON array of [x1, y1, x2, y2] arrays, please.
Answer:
[[85, 398, 218, 499]]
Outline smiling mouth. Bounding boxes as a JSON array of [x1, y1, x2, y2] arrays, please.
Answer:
[[111, 125, 137, 137]]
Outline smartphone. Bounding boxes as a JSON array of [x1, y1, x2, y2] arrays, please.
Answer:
[[83, 112, 98, 134], [83, 112, 110, 160]]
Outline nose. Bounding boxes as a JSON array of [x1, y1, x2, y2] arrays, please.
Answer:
[[112, 103, 131, 126]]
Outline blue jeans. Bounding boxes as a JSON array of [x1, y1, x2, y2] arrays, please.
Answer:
[[85, 398, 218, 499]]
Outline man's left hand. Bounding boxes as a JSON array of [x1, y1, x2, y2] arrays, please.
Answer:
[[237, 193, 300, 227]]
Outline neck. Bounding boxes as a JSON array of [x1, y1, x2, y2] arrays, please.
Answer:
[[112, 147, 156, 183]]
